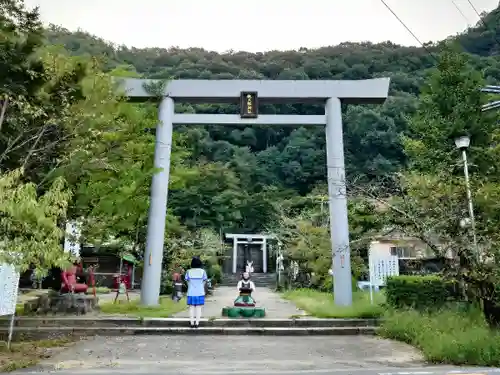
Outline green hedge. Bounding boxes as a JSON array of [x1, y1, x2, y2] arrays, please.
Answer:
[[386, 275, 457, 309]]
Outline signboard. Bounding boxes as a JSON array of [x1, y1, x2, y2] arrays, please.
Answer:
[[0, 263, 20, 316], [240, 91, 258, 118], [368, 253, 399, 288]]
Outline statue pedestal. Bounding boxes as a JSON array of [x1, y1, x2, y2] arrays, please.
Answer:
[[23, 291, 99, 315], [222, 306, 266, 318], [221, 288, 266, 318]]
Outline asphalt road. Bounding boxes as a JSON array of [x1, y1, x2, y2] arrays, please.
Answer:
[[13, 335, 500, 375], [16, 365, 500, 375]]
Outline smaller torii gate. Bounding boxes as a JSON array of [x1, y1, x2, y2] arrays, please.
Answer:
[[119, 78, 390, 307], [225, 233, 273, 274]]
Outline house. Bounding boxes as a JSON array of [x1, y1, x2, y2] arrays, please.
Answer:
[[369, 228, 453, 274]]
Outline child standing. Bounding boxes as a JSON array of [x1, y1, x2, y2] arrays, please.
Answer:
[[185, 256, 207, 328]]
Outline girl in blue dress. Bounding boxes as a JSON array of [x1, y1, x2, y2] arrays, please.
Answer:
[[185, 256, 207, 328]]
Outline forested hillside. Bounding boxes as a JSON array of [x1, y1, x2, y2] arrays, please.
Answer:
[[2, 0, 500, 286], [39, 8, 500, 236]]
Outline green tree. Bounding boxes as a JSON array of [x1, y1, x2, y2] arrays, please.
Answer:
[[0, 4, 88, 183], [359, 48, 500, 322], [66, 84, 192, 254], [0, 169, 72, 276], [403, 46, 496, 175]]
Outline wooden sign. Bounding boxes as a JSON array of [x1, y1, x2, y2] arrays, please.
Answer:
[[240, 91, 258, 118]]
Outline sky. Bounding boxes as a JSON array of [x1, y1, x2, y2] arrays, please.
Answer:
[[24, 0, 500, 52]]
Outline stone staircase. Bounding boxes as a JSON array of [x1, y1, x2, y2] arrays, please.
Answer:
[[0, 316, 379, 337], [221, 272, 276, 287]]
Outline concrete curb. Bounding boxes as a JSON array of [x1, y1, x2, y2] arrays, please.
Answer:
[[0, 317, 380, 328], [0, 325, 378, 336]]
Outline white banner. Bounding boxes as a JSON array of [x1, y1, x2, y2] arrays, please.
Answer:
[[0, 263, 20, 316], [64, 221, 81, 257]]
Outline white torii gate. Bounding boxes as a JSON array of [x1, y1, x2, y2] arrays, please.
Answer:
[[119, 78, 390, 307], [225, 233, 274, 274]]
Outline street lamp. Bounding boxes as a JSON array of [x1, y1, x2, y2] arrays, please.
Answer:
[[454, 135, 479, 257]]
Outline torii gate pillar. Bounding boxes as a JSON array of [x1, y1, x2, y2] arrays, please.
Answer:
[[120, 78, 390, 307]]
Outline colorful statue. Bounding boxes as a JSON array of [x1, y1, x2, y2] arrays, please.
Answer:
[[245, 261, 254, 274], [234, 272, 256, 307], [60, 264, 88, 294], [221, 271, 265, 318], [277, 254, 284, 271]]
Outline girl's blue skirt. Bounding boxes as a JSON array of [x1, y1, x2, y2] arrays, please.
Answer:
[[187, 295, 205, 306]]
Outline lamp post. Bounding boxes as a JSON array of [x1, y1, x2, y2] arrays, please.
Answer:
[[454, 135, 479, 258]]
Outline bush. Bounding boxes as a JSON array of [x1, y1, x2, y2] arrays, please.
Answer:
[[160, 270, 174, 295], [206, 263, 222, 284], [386, 275, 456, 309], [379, 306, 500, 366]]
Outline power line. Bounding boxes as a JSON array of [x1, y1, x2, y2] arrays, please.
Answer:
[[379, 0, 438, 63], [466, 0, 482, 19], [379, 0, 427, 49], [451, 0, 471, 25], [466, 0, 500, 49]]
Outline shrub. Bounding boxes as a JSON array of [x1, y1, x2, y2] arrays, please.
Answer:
[[160, 270, 174, 295], [317, 275, 358, 293], [385, 275, 456, 309], [379, 306, 500, 366], [206, 263, 222, 284]]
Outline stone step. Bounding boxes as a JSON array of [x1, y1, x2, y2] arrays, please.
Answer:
[[223, 273, 276, 278], [0, 317, 379, 328], [0, 325, 377, 337], [221, 273, 276, 286]]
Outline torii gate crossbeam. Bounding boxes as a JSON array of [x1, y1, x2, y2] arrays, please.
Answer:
[[119, 78, 390, 307]]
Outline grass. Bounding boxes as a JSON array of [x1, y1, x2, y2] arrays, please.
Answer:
[[379, 305, 500, 366], [22, 290, 48, 297], [282, 288, 385, 318], [0, 337, 75, 372], [99, 296, 187, 317], [284, 288, 500, 366], [15, 304, 24, 315], [91, 287, 111, 294]]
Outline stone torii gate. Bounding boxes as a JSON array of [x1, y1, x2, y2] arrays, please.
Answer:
[[119, 78, 390, 307]]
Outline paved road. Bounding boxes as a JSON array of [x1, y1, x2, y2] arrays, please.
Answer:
[[173, 286, 308, 319], [13, 288, 500, 375], [17, 367, 500, 375], [14, 335, 469, 375]]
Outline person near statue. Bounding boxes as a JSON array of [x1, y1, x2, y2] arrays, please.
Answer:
[[185, 256, 207, 328]]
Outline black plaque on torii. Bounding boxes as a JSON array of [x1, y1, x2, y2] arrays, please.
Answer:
[[240, 91, 258, 118]]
